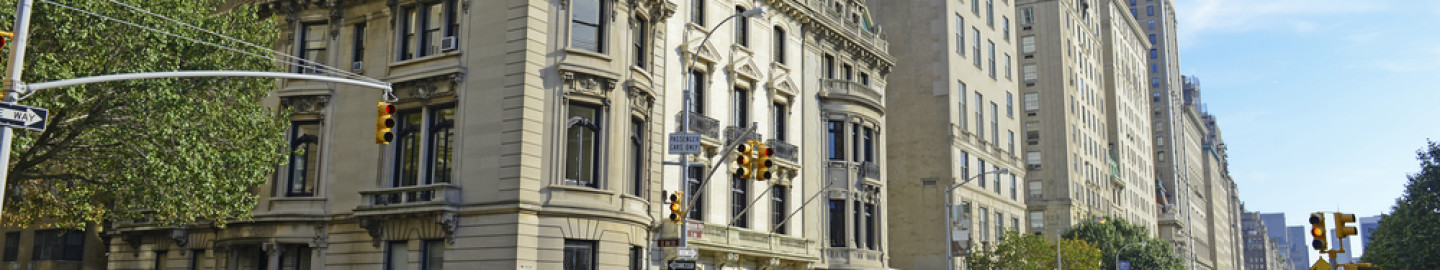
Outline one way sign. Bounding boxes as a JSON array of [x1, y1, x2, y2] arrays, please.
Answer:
[[0, 103, 48, 131]]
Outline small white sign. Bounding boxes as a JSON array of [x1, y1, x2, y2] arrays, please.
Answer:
[[668, 133, 703, 155], [677, 247, 698, 259]]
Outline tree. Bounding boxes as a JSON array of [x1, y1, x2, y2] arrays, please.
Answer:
[[1361, 141, 1440, 270], [966, 230, 1103, 270], [1064, 216, 1184, 270], [0, 1, 287, 229]]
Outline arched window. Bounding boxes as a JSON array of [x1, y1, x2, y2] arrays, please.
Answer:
[[565, 104, 603, 188]]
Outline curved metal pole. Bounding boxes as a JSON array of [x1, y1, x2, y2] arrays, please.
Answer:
[[25, 71, 392, 94], [678, 10, 753, 249], [946, 168, 1009, 270]]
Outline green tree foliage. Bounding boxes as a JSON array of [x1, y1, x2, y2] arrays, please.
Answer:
[[966, 230, 1104, 270], [1361, 141, 1440, 269], [1064, 217, 1184, 270], [0, 1, 286, 228]]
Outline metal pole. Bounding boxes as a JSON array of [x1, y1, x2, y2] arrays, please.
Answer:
[[945, 190, 953, 270], [677, 10, 755, 251], [1057, 230, 1063, 270], [0, 0, 35, 218]]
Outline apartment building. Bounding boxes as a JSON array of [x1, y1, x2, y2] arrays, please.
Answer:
[[0, 225, 106, 270], [872, 0, 1027, 268], [107, 0, 676, 269], [658, 0, 893, 269], [1012, 0, 1122, 239], [1285, 226, 1309, 270], [1098, 0, 1157, 237], [1200, 112, 1239, 270]]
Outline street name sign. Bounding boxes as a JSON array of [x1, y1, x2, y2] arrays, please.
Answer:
[[1118, 261, 1130, 270], [668, 260, 696, 270], [686, 221, 705, 239], [657, 239, 680, 247], [668, 133, 702, 155], [676, 247, 698, 260], [0, 103, 47, 131]]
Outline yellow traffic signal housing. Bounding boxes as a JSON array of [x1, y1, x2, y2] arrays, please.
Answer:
[[376, 102, 396, 144], [756, 143, 773, 180], [735, 141, 756, 179], [668, 191, 685, 224], [1309, 213, 1328, 250], [1334, 213, 1358, 240]]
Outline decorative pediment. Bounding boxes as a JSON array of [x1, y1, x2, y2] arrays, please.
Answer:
[[626, 83, 656, 115], [563, 71, 618, 99], [683, 35, 722, 66], [393, 72, 463, 102], [770, 77, 798, 98], [730, 58, 762, 82]]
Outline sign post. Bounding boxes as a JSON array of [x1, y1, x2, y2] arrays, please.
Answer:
[[668, 260, 696, 270], [667, 133, 701, 155], [0, 103, 47, 131]]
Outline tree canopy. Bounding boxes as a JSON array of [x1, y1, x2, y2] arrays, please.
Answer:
[[966, 230, 1104, 270], [0, 0, 286, 228], [1063, 216, 1184, 270], [1361, 141, 1440, 270]]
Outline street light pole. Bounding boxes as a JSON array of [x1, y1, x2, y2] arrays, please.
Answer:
[[945, 168, 1010, 270], [0, 0, 35, 218], [1115, 242, 1147, 270]]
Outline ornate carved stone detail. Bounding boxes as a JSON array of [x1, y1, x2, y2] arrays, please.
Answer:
[[562, 71, 616, 98], [328, 0, 343, 38], [170, 229, 188, 247], [122, 233, 144, 256], [461, 0, 471, 13], [281, 95, 331, 115], [627, 86, 654, 114], [358, 217, 383, 247], [435, 212, 459, 244], [313, 223, 330, 248], [725, 252, 741, 263], [393, 72, 462, 102]]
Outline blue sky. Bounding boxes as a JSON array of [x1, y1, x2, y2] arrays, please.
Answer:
[[1173, 0, 1440, 258]]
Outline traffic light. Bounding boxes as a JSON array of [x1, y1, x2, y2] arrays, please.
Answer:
[[734, 141, 756, 179], [376, 102, 395, 144], [1310, 212, 1328, 250], [0, 31, 10, 49], [756, 143, 773, 180], [668, 191, 685, 224], [1334, 213, 1358, 240]]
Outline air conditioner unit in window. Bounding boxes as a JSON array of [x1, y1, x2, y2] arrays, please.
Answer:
[[1027, 164, 1042, 171], [351, 61, 363, 71], [440, 36, 458, 51]]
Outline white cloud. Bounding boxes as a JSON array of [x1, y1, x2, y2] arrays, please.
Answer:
[[1175, 0, 1390, 46]]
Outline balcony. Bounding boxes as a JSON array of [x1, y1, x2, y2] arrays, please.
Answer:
[[767, 139, 798, 163], [684, 222, 817, 259], [821, 79, 883, 108], [355, 183, 461, 215], [823, 247, 886, 268], [725, 125, 759, 143], [676, 112, 719, 140], [860, 161, 880, 180]]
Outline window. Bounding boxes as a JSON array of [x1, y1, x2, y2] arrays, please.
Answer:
[[279, 244, 313, 270], [996, 213, 1005, 236], [1130, 8, 1137, 18], [977, 160, 987, 188], [2, 232, 16, 261], [1008, 130, 1016, 153], [32, 230, 83, 261], [975, 93, 985, 139], [1028, 180, 1042, 197], [1150, 49, 1157, 59], [155, 250, 169, 270], [863, 127, 875, 162], [853, 201, 863, 248], [1148, 20, 1155, 30], [1151, 77, 1160, 88], [1146, 6, 1154, 16], [298, 23, 328, 73], [1002, 16, 1010, 40], [429, 107, 456, 184], [286, 121, 320, 196], [773, 185, 789, 233], [773, 27, 786, 64], [688, 70, 706, 114], [955, 14, 965, 56], [1019, 7, 1034, 25], [773, 103, 787, 141], [1009, 174, 1018, 200], [1151, 63, 1158, 73], [632, 16, 648, 69], [690, 0, 704, 26], [978, 207, 989, 241], [385, 241, 408, 270], [1023, 93, 1038, 111], [986, 0, 994, 26], [1012, 217, 1020, 232], [864, 203, 876, 250], [990, 102, 999, 143], [630, 119, 646, 197], [958, 81, 968, 129], [563, 240, 597, 270], [352, 23, 365, 67], [421, 240, 444, 270], [960, 151, 971, 180], [829, 199, 846, 247], [1030, 211, 1044, 229], [988, 40, 997, 78], [571, 0, 607, 52], [993, 165, 1002, 194], [860, 73, 870, 86], [1004, 54, 1012, 79], [843, 64, 854, 81], [1148, 34, 1156, 44], [824, 54, 836, 79], [629, 246, 643, 270], [189, 249, 202, 270], [731, 174, 749, 228], [1026, 151, 1041, 166], [1006, 92, 1014, 117], [1022, 65, 1037, 82], [399, 1, 459, 60], [1021, 36, 1035, 53], [972, 0, 980, 14], [972, 28, 982, 67], [687, 166, 705, 220], [565, 104, 602, 188], [852, 123, 862, 162], [734, 7, 749, 47], [828, 121, 845, 160], [733, 87, 749, 127]]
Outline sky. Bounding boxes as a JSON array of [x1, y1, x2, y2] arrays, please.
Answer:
[[1172, 0, 1440, 259]]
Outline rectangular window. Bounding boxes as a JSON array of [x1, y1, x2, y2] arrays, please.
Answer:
[[972, 0, 980, 14], [731, 175, 749, 228], [1021, 36, 1035, 53], [852, 123, 862, 162], [385, 241, 408, 270], [1018, 7, 1034, 25], [1023, 65, 1037, 82], [1024, 93, 1038, 111], [773, 103, 787, 141], [1029, 180, 1042, 197], [993, 165, 1002, 194], [1151, 77, 1160, 88], [1151, 63, 1158, 73], [854, 201, 863, 249], [1029, 211, 1044, 229], [829, 199, 846, 247], [824, 54, 836, 79], [843, 64, 854, 81], [399, 1, 458, 60], [995, 213, 1005, 236], [1010, 174, 1018, 200], [690, 0, 704, 26], [1150, 49, 1157, 59], [571, 0, 607, 52], [565, 104, 602, 188], [1148, 34, 1156, 44], [860, 73, 870, 86], [1026, 151, 1041, 166], [988, 41, 996, 78], [286, 121, 321, 196], [298, 22, 328, 73], [1004, 54, 1012, 79], [773, 27, 786, 64], [1005, 92, 1014, 117], [773, 185, 789, 234], [155, 250, 169, 270], [734, 7, 749, 47], [430, 107, 456, 184], [986, 0, 994, 26], [955, 14, 965, 56], [957, 81, 968, 130], [863, 127, 875, 162], [422, 240, 444, 270], [2, 232, 17, 261], [630, 119, 646, 197], [1147, 5, 1155, 16], [733, 87, 749, 127], [960, 151, 970, 181], [688, 70, 706, 114], [1008, 130, 1016, 153], [629, 246, 643, 270], [977, 160, 987, 188], [352, 23, 365, 67], [563, 240, 597, 270], [864, 203, 876, 250], [991, 103, 999, 143], [1013, 217, 1020, 232], [972, 28, 982, 67], [975, 93, 985, 139], [1148, 20, 1155, 30], [632, 16, 648, 69], [686, 166, 705, 221], [32, 230, 84, 261], [279, 244, 313, 270], [1002, 16, 1010, 40], [189, 249, 202, 270], [828, 121, 845, 160], [978, 207, 989, 241]]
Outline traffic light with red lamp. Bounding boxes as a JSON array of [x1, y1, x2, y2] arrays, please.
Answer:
[[376, 102, 396, 144], [667, 191, 685, 224], [734, 141, 756, 179], [1309, 212, 1327, 251], [0, 31, 11, 49], [755, 142, 773, 181]]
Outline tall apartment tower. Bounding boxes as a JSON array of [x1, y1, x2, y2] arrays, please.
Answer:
[[1359, 215, 1381, 253], [1286, 226, 1311, 270], [1098, 0, 1158, 236], [1013, 0, 1136, 240], [872, 0, 1028, 268], [1243, 211, 1275, 270], [1200, 111, 1239, 270]]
